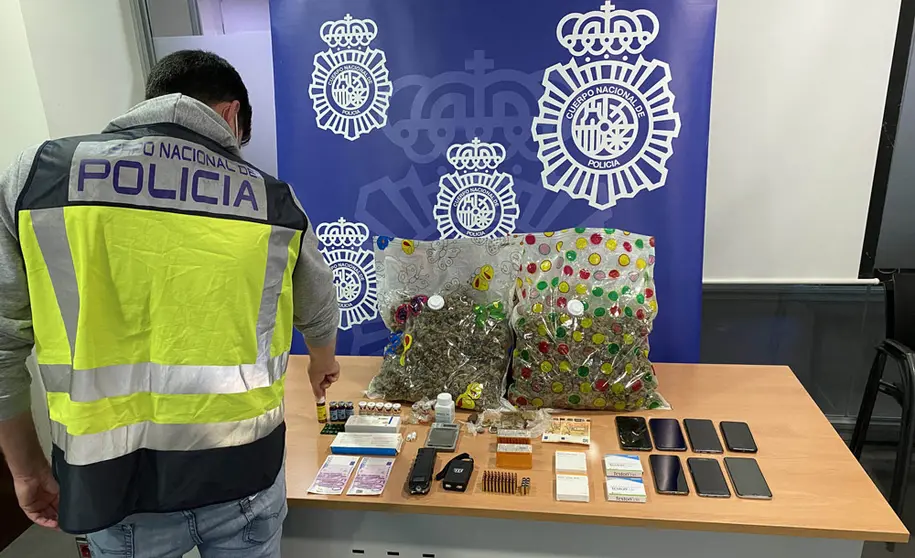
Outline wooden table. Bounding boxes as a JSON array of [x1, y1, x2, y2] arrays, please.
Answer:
[[279, 356, 907, 558]]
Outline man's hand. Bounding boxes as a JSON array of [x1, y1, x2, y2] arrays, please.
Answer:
[[13, 465, 59, 529], [308, 358, 340, 399], [0, 412, 59, 529]]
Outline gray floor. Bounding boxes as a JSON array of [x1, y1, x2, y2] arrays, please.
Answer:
[[1, 525, 76, 558], [0, 525, 199, 557]]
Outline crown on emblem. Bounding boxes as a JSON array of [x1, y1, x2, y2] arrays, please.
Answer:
[[320, 14, 378, 49], [557, 1, 659, 58], [316, 218, 370, 248], [446, 138, 506, 171]]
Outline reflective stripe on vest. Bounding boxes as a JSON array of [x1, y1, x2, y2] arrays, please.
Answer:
[[50, 402, 286, 466], [17, 124, 306, 534]]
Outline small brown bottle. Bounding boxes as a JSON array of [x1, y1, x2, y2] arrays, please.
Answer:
[[316, 398, 328, 423]]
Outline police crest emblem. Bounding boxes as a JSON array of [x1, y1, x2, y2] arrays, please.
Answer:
[[434, 138, 520, 239], [532, 1, 681, 209], [316, 218, 378, 330], [310, 14, 392, 141]]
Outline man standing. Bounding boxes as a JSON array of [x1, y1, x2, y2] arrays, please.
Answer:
[[0, 50, 340, 556]]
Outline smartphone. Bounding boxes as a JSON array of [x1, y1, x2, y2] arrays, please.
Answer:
[[649, 418, 686, 451], [724, 457, 772, 499], [649, 454, 689, 495], [616, 416, 652, 451], [683, 419, 723, 453], [720, 421, 758, 453], [687, 458, 730, 498]]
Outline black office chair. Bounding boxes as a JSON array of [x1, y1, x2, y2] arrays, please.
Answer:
[[850, 272, 915, 522]]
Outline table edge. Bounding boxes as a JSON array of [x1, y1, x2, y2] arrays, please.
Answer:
[[286, 497, 910, 543]]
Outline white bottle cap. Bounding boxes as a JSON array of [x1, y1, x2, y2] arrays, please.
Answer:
[[437, 392, 453, 404], [428, 295, 445, 310], [567, 299, 585, 316]]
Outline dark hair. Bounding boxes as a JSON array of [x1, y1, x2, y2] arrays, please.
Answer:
[[145, 50, 252, 146]]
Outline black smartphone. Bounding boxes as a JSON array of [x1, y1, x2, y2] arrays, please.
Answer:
[[724, 457, 772, 500], [616, 416, 652, 451], [649, 454, 689, 495], [720, 421, 758, 453], [683, 419, 723, 453], [687, 458, 730, 498], [649, 418, 686, 451]]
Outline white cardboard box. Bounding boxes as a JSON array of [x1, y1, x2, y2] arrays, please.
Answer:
[[556, 474, 590, 503], [555, 451, 588, 474]]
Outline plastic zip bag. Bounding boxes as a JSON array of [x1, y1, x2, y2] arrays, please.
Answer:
[[508, 228, 667, 411], [368, 237, 519, 410]]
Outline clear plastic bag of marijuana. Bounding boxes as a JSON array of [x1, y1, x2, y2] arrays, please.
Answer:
[[508, 228, 667, 411], [368, 237, 520, 411]]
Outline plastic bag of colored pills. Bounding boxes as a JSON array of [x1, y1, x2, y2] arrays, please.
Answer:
[[368, 236, 519, 410], [507, 228, 668, 412]]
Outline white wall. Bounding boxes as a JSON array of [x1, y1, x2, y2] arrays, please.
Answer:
[[0, 0, 50, 167], [704, 0, 899, 283], [18, 0, 145, 138]]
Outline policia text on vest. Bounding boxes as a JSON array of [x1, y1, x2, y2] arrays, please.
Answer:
[[17, 123, 307, 533], [72, 136, 264, 219]]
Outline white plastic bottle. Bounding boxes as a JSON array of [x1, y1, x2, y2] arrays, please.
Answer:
[[435, 392, 455, 424]]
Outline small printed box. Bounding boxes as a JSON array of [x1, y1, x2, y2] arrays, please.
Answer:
[[330, 433, 403, 456], [344, 415, 401, 434], [605, 476, 647, 503], [603, 454, 643, 478]]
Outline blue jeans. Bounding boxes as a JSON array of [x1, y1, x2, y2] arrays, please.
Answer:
[[87, 469, 287, 557]]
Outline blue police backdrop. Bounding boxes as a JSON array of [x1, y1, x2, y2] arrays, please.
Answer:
[[269, 0, 717, 362]]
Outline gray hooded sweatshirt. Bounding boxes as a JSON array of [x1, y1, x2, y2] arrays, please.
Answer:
[[0, 93, 339, 420]]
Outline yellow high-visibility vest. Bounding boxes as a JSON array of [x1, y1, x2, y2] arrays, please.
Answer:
[[17, 124, 304, 534]]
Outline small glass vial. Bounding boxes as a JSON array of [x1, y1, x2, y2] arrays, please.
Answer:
[[316, 398, 328, 423], [367, 402, 377, 415], [359, 401, 368, 415], [346, 401, 355, 419], [393, 403, 402, 416], [383, 402, 394, 415], [329, 402, 338, 422]]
